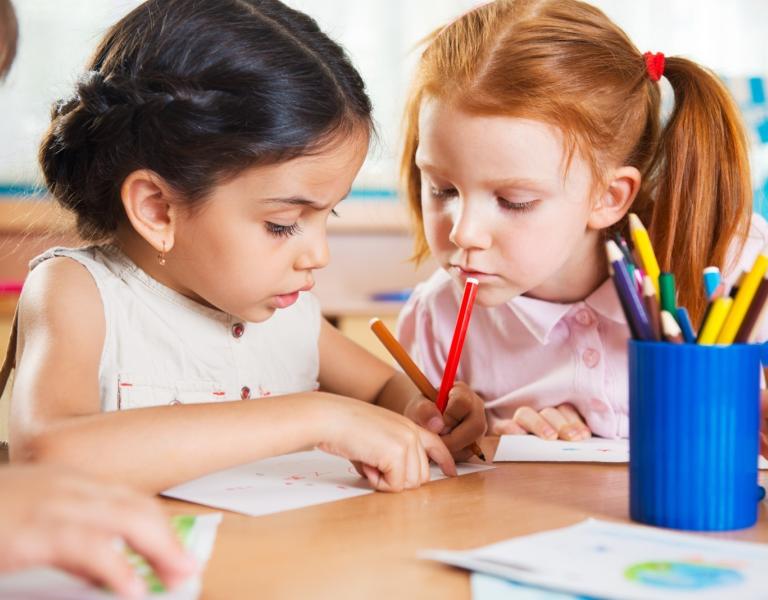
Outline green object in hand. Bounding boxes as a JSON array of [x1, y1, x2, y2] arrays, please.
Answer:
[[125, 515, 197, 594]]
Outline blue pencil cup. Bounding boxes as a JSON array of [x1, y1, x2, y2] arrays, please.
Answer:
[[629, 340, 762, 531]]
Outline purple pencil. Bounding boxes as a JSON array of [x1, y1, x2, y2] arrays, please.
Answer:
[[606, 241, 655, 341]]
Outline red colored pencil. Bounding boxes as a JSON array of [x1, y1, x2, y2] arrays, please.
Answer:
[[436, 278, 479, 412]]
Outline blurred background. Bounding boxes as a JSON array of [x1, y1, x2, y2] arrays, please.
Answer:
[[0, 0, 766, 377]]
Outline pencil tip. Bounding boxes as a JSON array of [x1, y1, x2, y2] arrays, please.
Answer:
[[605, 240, 623, 263], [478, 451, 487, 462]]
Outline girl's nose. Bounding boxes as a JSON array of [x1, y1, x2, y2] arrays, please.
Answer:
[[295, 230, 330, 271], [448, 205, 492, 251]]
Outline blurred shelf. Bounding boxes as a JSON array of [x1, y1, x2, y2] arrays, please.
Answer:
[[0, 196, 412, 235]]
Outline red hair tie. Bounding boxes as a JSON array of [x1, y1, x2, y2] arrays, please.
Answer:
[[643, 52, 665, 82]]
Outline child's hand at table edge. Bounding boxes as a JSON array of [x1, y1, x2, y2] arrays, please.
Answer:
[[488, 403, 592, 441], [404, 381, 487, 462]]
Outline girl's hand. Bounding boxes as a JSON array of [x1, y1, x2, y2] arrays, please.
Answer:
[[489, 403, 591, 441], [404, 381, 487, 461], [316, 396, 457, 492], [0, 465, 196, 599]]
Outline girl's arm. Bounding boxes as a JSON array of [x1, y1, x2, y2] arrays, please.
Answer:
[[317, 318, 486, 458], [10, 258, 455, 493]]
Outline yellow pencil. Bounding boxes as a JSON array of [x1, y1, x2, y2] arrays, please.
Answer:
[[716, 242, 768, 344], [628, 213, 661, 297], [698, 297, 733, 345], [369, 318, 486, 462]]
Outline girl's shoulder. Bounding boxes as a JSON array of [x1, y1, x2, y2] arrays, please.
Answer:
[[18, 246, 106, 350]]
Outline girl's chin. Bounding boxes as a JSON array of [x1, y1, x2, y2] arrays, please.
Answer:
[[474, 286, 521, 308]]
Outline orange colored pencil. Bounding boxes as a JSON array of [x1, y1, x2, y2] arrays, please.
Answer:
[[369, 317, 486, 461]]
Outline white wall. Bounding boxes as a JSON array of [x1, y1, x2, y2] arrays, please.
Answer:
[[1, 0, 766, 194]]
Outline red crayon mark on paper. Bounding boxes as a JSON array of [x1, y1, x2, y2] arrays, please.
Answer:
[[212, 391, 226, 397], [119, 382, 133, 387]]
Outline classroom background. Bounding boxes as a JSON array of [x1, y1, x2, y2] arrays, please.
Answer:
[[0, 0, 767, 440]]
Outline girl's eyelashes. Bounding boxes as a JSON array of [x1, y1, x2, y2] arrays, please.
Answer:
[[498, 197, 540, 213], [430, 185, 539, 213], [265, 221, 302, 238], [429, 186, 459, 200]]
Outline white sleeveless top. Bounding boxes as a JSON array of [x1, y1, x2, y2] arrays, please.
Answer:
[[30, 246, 321, 412]]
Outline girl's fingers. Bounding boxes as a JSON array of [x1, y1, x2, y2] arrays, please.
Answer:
[[488, 417, 527, 436], [539, 407, 568, 433], [52, 531, 146, 599], [513, 406, 557, 440], [555, 403, 591, 440], [81, 491, 196, 589], [419, 440, 431, 484], [361, 463, 387, 491], [420, 430, 457, 477], [409, 399, 445, 434], [404, 441, 421, 490]]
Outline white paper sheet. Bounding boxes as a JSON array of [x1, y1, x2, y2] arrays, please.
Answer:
[[163, 449, 492, 517], [425, 519, 768, 600], [471, 573, 583, 599], [0, 513, 221, 599], [496, 436, 768, 469], [494, 435, 629, 463]]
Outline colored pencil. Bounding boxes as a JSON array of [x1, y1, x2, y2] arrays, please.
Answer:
[[659, 272, 677, 316], [436, 278, 479, 413], [369, 318, 486, 461], [606, 241, 654, 341], [702, 266, 721, 299], [675, 307, 696, 343], [661, 310, 684, 344], [729, 269, 747, 299], [717, 243, 768, 343], [735, 271, 768, 343], [748, 283, 768, 343], [612, 232, 634, 265], [696, 281, 724, 342], [699, 297, 733, 345], [642, 275, 661, 341], [629, 213, 661, 297]]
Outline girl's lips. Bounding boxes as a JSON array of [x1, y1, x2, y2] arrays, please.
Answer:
[[452, 265, 497, 280], [272, 291, 300, 309]]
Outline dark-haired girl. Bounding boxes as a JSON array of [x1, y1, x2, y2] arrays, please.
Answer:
[[6, 0, 486, 493]]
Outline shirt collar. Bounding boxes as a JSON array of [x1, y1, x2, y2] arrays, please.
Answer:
[[506, 277, 627, 344]]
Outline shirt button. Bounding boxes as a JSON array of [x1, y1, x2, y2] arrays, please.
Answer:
[[582, 348, 600, 368], [232, 322, 245, 338], [169, 399, 182, 406], [240, 386, 251, 400], [575, 309, 594, 326]]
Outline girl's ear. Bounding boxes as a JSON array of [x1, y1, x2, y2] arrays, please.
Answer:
[[587, 166, 641, 230], [120, 169, 177, 253]]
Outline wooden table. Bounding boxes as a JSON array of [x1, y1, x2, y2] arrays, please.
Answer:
[[159, 440, 768, 599]]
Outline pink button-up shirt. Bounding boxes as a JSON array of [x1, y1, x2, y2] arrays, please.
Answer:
[[397, 214, 768, 439]]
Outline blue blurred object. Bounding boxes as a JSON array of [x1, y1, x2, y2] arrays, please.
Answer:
[[370, 289, 413, 302]]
